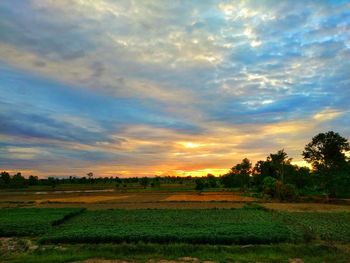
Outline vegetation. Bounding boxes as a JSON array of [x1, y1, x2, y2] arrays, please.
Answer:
[[282, 212, 350, 242], [1, 207, 350, 262], [0, 208, 84, 236], [0, 207, 349, 244], [40, 208, 291, 244], [219, 131, 350, 199], [3, 243, 350, 263]]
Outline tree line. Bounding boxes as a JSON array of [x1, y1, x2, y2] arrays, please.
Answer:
[[212, 131, 350, 199], [1, 131, 349, 199]]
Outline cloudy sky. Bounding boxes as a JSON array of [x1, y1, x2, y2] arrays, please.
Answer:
[[1, 0, 349, 177]]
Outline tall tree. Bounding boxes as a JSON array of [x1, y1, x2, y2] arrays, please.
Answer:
[[303, 131, 350, 197], [267, 149, 292, 183], [230, 158, 252, 190], [302, 131, 349, 170]]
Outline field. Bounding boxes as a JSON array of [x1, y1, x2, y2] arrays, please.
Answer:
[[283, 212, 350, 242], [0, 208, 84, 236], [1, 207, 349, 246], [1, 187, 350, 262], [40, 208, 290, 244]]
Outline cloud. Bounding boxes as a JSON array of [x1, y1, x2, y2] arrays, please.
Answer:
[[0, 0, 349, 176]]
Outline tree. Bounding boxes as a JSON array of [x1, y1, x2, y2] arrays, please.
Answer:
[[139, 177, 149, 188], [47, 177, 56, 188], [303, 131, 350, 197], [87, 172, 94, 183], [206, 174, 217, 188], [28, 175, 39, 186], [12, 172, 26, 187], [221, 158, 252, 189], [231, 158, 252, 190], [195, 178, 205, 190], [0, 171, 10, 187], [302, 131, 349, 170], [267, 149, 292, 183]]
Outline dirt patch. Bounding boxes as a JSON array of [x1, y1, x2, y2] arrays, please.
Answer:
[[0, 237, 37, 254], [263, 203, 350, 212], [163, 193, 255, 202], [37, 195, 129, 204]]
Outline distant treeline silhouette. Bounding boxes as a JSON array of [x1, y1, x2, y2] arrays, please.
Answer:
[[1, 131, 349, 199]]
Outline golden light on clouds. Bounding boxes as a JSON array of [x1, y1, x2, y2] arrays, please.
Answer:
[[0, 1, 349, 177], [313, 109, 343, 121]]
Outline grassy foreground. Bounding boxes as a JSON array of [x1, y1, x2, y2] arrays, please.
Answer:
[[2, 242, 350, 263], [0, 208, 84, 236]]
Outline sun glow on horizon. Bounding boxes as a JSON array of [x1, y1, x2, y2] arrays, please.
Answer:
[[0, 1, 349, 177]]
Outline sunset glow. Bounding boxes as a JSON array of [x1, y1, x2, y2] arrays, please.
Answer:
[[0, 1, 349, 177]]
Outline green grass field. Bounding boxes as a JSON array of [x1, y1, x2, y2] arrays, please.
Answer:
[[3, 243, 350, 263], [282, 212, 350, 242], [1, 207, 350, 262], [40, 208, 290, 244], [1, 207, 350, 244], [0, 208, 84, 236]]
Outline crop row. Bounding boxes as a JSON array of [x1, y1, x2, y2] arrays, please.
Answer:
[[1, 208, 349, 244], [282, 212, 350, 242], [41, 209, 291, 244], [0, 208, 84, 236]]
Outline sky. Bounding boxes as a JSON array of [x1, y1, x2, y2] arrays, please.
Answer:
[[0, 0, 349, 178]]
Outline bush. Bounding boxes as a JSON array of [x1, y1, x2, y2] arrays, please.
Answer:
[[276, 182, 298, 201], [195, 179, 205, 190], [262, 176, 277, 197]]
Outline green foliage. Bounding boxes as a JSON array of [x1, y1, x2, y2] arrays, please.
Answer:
[[41, 209, 291, 245], [194, 178, 205, 190], [4, 243, 350, 263], [0, 208, 84, 236], [282, 212, 350, 242], [1, 208, 350, 249], [275, 182, 298, 201], [327, 166, 350, 197], [262, 178, 298, 201], [220, 172, 240, 188], [253, 150, 299, 191], [139, 177, 150, 188], [303, 131, 350, 170], [262, 176, 277, 197], [221, 158, 252, 188], [206, 174, 218, 188]]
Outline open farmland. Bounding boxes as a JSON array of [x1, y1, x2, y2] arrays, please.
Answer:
[[1, 207, 348, 245], [0, 208, 84, 236], [40, 208, 291, 244], [282, 212, 350, 242], [1, 207, 350, 262]]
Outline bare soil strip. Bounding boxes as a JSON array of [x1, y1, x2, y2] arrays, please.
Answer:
[[163, 193, 256, 202], [36, 195, 129, 204]]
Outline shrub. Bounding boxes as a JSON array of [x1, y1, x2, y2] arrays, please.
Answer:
[[262, 176, 277, 197], [276, 182, 298, 201]]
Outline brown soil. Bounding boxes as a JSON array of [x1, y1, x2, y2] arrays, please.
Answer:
[[37, 195, 129, 203], [0, 237, 37, 254], [163, 193, 255, 202], [263, 203, 350, 212]]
